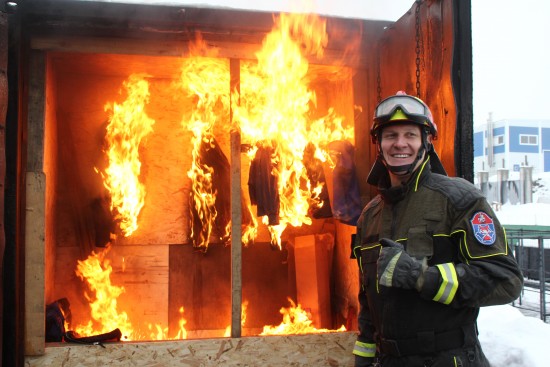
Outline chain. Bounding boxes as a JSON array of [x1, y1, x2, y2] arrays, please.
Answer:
[[376, 59, 382, 103], [415, 0, 422, 98]]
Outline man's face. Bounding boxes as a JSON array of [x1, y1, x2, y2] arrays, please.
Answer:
[[380, 123, 427, 172]]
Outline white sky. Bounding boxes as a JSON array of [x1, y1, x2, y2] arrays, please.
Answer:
[[472, 0, 550, 125]]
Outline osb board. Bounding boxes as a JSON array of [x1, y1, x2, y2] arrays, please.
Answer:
[[52, 244, 169, 338], [53, 71, 193, 247], [168, 242, 294, 333], [26, 332, 356, 367]]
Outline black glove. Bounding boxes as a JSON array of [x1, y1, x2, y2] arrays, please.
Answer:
[[377, 238, 426, 291]]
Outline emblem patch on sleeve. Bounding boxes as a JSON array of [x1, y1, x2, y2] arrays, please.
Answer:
[[470, 211, 496, 245]]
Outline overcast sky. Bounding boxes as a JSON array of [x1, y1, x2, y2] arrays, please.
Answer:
[[472, 0, 550, 124], [96, 0, 550, 124]]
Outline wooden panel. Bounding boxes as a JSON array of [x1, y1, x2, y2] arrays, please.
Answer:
[[25, 332, 356, 367], [169, 242, 294, 335], [25, 172, 46, 355], [52, 244, 169, 341], [294, 234, 333, 329]]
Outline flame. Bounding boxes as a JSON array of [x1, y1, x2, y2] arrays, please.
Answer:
[[176, 13, 353, 249], [224, 300, 249, 337], [233, 12, 353, 248], [102, 74, 155, 237], [260, 298, 346, 335], [74, 247, 188, 341], [74, 247, 134, 338], [175, 38, 231, 250]]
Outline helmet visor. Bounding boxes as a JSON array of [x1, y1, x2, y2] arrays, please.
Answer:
[[375, 95, 429, 118]]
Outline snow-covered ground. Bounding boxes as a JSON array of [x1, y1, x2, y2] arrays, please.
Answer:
[[478, 179, 550, 367], [479, 301, 549, 367]]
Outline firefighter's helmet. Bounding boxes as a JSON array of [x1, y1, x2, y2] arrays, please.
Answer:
[[371, 91, 437, 144]]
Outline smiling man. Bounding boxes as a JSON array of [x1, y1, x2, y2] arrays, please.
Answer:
[[351, 92, 523, 367]]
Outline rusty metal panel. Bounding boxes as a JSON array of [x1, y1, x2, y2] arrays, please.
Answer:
[[375, 0, 460, 177]]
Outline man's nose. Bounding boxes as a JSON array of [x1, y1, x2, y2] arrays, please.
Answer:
[[394, 134, 408, 147]]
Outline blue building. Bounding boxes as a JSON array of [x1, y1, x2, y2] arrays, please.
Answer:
[[474, 118, 550, 180]]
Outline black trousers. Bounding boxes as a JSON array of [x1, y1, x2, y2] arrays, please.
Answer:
[[378, 341, 491, 367]]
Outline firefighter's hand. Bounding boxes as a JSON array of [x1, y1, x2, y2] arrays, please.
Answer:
[[377, 238, 426, 291]]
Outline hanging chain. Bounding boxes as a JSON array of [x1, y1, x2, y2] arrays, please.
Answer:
[[376, 59, 382, 103], [415, 0, 422, 98]]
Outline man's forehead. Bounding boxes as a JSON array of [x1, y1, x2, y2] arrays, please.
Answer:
[[381, 123, 421, 133]]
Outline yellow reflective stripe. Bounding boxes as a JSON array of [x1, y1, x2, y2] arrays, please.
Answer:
[[353, 341, 376, 357], [433, 263, 459, 305], [414, 157, 430, 191]]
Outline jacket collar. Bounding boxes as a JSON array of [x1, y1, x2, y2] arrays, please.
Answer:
[[379, 157, 432, 203]]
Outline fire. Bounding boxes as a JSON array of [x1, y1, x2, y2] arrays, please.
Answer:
[[74, 247, 134, 338], [224, 300, 249, 337], [178, 13, 353, 250], [261, 298, 346, 335], [72, 12, 354, 341], [175, 38, 231, 250], [235, 12, 353, 248], [102, 74, 155, 237], [74, 247, 188, 341]]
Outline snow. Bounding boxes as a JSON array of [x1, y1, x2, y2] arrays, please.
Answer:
[[479, 305, 549, 367], [495, 202, 550, 227], [476, 200, 550, 367]]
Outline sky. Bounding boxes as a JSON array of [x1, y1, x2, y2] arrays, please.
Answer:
[[472, 0, 550, 125], [74, 2, 550, 365]]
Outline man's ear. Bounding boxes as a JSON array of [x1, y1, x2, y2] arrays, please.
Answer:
[[426, 133, 434, 150]]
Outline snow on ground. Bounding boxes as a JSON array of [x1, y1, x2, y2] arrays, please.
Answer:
[[495, 202, 550, 227], [478, 198, 550, 367], [479, 304, 549, 367]]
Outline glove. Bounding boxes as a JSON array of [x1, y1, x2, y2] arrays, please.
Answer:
[[377, 238, 426, 291]]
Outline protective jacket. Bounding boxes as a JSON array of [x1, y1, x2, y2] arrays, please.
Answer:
[[353, 158, 523, 367]]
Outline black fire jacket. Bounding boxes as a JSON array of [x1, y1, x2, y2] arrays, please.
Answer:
[[353, 158, 523, 365]]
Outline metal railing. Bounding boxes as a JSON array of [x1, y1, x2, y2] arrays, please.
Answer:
[[505, 225, 550, 322]]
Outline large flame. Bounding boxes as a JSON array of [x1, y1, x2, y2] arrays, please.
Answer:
[[74, 247, 188, 341], [261, 298, 346, 335], [234, 13, 354, 248], [74, 12, 353, 340], [102, 74, 155, 237], [175, 38, 231, 250], [177, 13, 353, 250]]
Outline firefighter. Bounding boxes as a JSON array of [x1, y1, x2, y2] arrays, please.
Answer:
[[352, 92, 523, 367]]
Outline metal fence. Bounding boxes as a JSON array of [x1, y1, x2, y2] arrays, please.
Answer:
[[505, 225, 550, 322]]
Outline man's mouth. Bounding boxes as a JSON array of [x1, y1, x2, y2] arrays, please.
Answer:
[[392, 154, 411, 158]]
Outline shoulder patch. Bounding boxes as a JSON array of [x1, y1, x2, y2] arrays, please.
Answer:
[[470, 211, 496, 245]]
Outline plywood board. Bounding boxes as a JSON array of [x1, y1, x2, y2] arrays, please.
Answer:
[[26, 332, 356, 367]]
